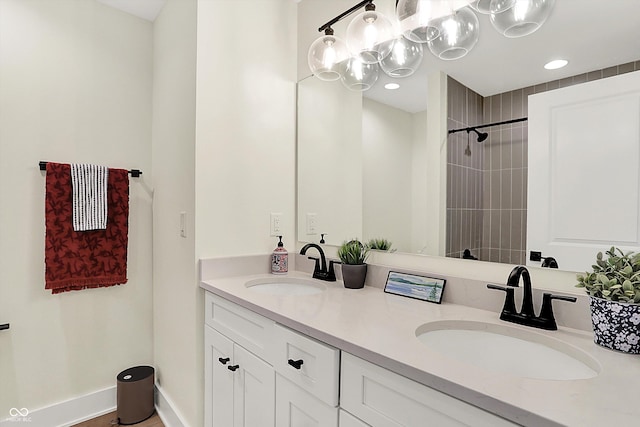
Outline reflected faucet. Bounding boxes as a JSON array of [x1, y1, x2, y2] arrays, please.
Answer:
[[300, 243, 337, 281], [487, 265, 577, 330]]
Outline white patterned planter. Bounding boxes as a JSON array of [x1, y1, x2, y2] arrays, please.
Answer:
[[590, 297, 640, 354]]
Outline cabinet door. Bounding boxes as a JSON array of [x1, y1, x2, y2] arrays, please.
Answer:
[[205, 326, 235, 427], [339, 410, 370, 427], [275, 374, 338, 427], [234, 344, 275, 427]]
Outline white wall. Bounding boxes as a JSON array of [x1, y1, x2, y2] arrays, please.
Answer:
[[151, 0, 198, 426], [0, 0, 153, 417], [195, 0, 298, 258], [362, 98, 413, 251]]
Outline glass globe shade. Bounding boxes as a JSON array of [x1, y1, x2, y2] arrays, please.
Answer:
[[346, 7, 395, 64], [380, 37, 424, 78], [489, 0, 516, 13], [340, 57, 379, 91], [469, 0, 494, 14], [307, 31, 349, 81], [427, 7, 480, 60], [489, 0, 555, 38], [396, 0, 476, 43]]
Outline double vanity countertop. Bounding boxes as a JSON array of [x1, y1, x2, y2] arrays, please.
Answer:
[[200, 270, 640, 427]]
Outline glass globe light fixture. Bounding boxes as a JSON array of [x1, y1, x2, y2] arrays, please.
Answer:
[[489, 0, 555, 38], [380, 37, 424, 78], [396, 0, 476, 43], [307, 28, 349, 81], [469, 0, 493, 14], [427, 7, 480, 60], [340, 56, 379, 91], [346, 3, 395, 64]]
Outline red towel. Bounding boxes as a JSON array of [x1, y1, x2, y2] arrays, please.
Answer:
[[45, 162, 129, 294]]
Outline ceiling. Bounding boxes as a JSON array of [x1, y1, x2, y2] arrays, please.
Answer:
[[97, 0, 640, 113], [365, 0, 640, 112], [97, 0, 167, 22]]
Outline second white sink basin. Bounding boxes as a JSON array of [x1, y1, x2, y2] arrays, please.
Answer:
[[245, 277, 326, 296], [416, 320, 600, 380]]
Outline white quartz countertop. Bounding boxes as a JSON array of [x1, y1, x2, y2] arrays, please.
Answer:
[[200, 271, 640, 427]]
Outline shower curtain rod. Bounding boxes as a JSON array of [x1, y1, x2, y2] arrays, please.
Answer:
[[448, 117, 528, 135], [38, 161, 142, 177]]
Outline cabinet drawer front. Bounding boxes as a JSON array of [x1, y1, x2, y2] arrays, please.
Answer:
[[341, 353, 518, 427], [273, 324, 340, 406], [339, 409, 370, 427], [205, 292, 275, 363], [275, 374, 338, 427]]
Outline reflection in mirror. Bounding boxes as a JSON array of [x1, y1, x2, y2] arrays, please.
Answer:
[[297, 0, 640, 272]]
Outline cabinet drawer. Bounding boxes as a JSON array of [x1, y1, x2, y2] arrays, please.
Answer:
[[273, 324, 340, 406], [205, 292, 275, 363], [341, 353, 518, 427], [275, 374, 338, 427]]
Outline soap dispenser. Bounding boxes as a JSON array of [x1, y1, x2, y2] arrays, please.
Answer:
[[271, 236, 288, 275]]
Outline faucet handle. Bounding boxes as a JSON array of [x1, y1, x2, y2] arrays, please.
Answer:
[[307, 257, 321, 275], [538, 293, 577, 330], [327, 260, 340, 282], [487, 284, 517, 318]]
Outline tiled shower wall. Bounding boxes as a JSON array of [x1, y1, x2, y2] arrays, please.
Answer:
[[447, 60, 640, 264]]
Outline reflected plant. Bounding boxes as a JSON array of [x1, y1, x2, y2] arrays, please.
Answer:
[[367, 238, 392, 251]]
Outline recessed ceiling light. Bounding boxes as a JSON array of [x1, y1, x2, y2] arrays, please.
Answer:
[[385, 83, 400, 90], [544, 59, 568, 70]]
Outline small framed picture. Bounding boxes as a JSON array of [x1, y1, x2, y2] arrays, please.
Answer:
[[384, 271, 446, 304]]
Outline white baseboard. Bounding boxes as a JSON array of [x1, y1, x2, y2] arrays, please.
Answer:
[[0, 384, 189, 427], [0, 386, 116, 427], [155, 385, 188, 427]]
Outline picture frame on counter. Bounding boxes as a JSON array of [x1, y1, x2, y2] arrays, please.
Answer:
[[384, 271, 446, 304]]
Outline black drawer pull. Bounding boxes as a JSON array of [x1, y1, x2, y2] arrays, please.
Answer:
[[218, 357, 230, 365], [227, 364, 240, 372], [288, 359, 304, 369]]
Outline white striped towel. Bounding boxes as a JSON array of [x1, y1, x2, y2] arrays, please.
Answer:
[[70, 163, 109, 231]]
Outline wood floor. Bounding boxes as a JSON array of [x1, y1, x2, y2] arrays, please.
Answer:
[[71, 411, 164, 427]]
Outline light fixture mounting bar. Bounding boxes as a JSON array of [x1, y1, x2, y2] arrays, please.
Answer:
[[318, 0, 374, 33]]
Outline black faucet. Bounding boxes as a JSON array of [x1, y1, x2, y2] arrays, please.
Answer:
[[487, 265, 576, 330], [300, 243, 338, 281]]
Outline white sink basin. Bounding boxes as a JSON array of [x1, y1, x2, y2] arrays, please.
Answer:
[[416, 320, 600, 380], [245, 277, 326, 296]]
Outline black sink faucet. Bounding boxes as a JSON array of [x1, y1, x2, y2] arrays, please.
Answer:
[[487, 265, 577, 330], [300, 243, 337, 281]]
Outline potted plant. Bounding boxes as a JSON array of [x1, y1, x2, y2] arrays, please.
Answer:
[[576, 247, 640, 354], [338, 239, 370, 289], [367, 238, 393, 252]]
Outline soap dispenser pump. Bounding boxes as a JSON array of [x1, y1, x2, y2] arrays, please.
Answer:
[[271, 236, 288, 275]]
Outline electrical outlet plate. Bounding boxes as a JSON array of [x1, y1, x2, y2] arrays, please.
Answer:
[[270, 213, 282, 236]]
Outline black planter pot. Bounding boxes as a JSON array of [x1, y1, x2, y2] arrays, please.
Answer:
[[341, 264, 367, 289]]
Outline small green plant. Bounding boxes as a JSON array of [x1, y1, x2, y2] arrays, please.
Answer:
[[367, 238, 392, 251], [338, 239, 370, 265], [576, 247, 640, 303]]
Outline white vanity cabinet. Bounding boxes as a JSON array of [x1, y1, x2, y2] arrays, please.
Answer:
[[204, 293, 277, 427], [341, 353, 518, 427], [204, 292, 339, 427]]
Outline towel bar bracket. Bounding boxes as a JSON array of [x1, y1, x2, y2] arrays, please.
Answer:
[[39, 161, 142, 177]]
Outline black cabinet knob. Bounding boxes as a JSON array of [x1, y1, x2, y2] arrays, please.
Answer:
[[218, 357, 230, 365], [227, 364, 240, 372], [287, 359, 304, 370]]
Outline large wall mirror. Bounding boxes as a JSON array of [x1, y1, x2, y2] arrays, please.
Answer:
[[297, 0, 640, 273]]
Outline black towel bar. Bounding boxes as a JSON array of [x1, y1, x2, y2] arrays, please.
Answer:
[[0, 323, 9, 331], [39, 161, 142, 177]]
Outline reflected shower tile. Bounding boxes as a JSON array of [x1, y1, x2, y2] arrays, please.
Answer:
[[587, 70, 603, 81], [500, 128, 512, 169], [490, 210, 501, 249], [490, 94, 501, 123], [523, 168, 528, 208], [558, 77, 573, 88], [522, 86, 534, 115], [500, 210, 511, 250], [511, 210, 523, 250], [501, 169, 512, 209], [511, 133, 524, 169], [461, 211, 471, 252], [534, 82, 548, 93], [603, 66, 618, 78], [512, 89, 523, 119], [512, 168, 524, 209], [490, 170, 501, 209], [501, 91, 512, 121], [573, 73, 588, 85], [482, 171, 491, 209], [546, 80, 560, 91], [490, 131, 501, 171], [500, 249, 511, 264], [619, 62, 635, 74]]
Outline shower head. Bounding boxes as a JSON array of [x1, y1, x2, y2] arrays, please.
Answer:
[[473, 129, 489, 142]]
